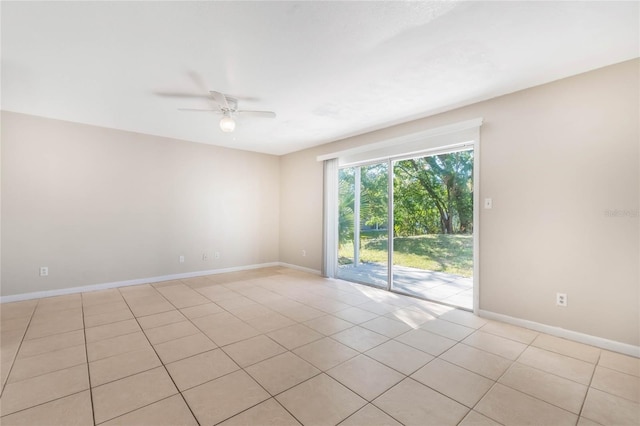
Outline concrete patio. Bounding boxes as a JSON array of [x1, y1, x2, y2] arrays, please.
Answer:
[[337, 263, 473, 310]]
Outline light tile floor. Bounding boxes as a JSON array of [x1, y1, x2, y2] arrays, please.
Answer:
[[0, 267, 638, 425]]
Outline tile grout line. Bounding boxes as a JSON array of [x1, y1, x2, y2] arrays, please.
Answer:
[[115, 285, 203, 426], [576, 349, 602, 422], [174, 274, 318, 426], [337, 402, 402, 426], [1, 390, 91, 421], [150, 280, 274, 356], [127, 278, 624, 424], [255, 318, 404, 424], [180, 277, 370, 357], [392, 320, 502, 424], [508, 342, 602, 386], [158, 274, 385, 425], [211, 364, 319, 426], [255, 274, 488, 424], [471, 332, 594, 424], [266, 397, 306, 426], [0, 301, 38, 399], [217, 335, 287, 370], [527, 342, 604, 365], [148, 278, 335, 378], [79, 294, 98, 426], [462, 334, 538, 425], [1, 297, 144, 419], [388, 316, 521, 424]]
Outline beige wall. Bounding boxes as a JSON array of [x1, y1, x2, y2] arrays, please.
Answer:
[[1, 112, 280, 296], [279, 149, 324, 271], [2, 60, 638, 346], [279, 59, 640, 346]]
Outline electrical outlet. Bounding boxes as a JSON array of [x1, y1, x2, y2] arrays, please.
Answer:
[[202, 253, 208, 261], [556, 293, 567, 307], [484, 198, 493, 209], [214, 251, 220, 260], [301, 249, 306, 257], [179, 255, 185, 263], [39, 267, 48, 277]]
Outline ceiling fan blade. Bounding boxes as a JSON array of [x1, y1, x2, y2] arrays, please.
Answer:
[[210, 91, 229, 110], [237, 110, 276, 118], [178, 108, 222, 113], [228, 95, 260, 102]]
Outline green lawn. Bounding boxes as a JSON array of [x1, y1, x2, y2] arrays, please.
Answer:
[[339, 234, 473, 277]]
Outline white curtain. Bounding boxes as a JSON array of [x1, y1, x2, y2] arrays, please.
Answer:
[[322, 158, 339, 278]]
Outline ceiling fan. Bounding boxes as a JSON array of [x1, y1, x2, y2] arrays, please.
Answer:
[[177, 91, 276, 133]]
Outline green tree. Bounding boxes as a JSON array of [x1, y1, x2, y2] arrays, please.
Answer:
[[360, 163, 388, 230], [394, 151, 473, 235], [338, 168, 355, 246]]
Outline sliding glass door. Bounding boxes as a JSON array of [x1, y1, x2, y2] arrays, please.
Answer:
[[336, 148, 474, 310], [336, 162, 389, 289], [391, 150, 474, 309]]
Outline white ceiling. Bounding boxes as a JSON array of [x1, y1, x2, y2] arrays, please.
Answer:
[[2, 1, 638, 155]]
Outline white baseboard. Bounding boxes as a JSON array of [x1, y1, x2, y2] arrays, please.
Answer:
[[277, 262, 322, 276], [0, 262, 282, 303], [478, 309, 640, 358]]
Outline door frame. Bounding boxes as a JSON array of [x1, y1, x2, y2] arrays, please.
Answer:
[[321, 118, 482, 313]]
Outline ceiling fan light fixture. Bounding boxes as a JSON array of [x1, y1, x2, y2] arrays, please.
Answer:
[[177, 90, 274, 132], [219, 115, 235, 132]]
